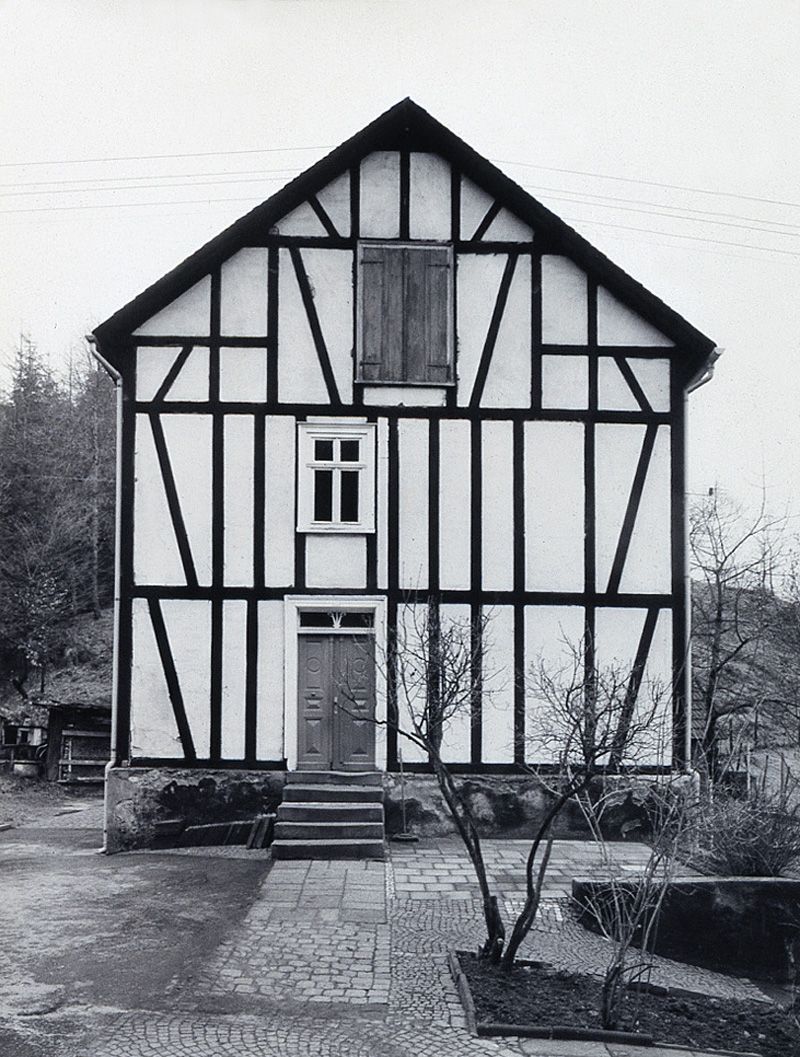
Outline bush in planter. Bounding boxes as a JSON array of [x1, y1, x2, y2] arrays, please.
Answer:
[[689, 783, 800, 877]]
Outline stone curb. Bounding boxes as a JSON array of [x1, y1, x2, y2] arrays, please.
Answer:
[[448, 949, 764, 1057]]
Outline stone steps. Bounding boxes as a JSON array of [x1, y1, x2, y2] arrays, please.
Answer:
[[281, 783, 384, 804], [272, 771, 385, 860], [274, 819, 384, 841], [277, 802, 384, 823], [271, 837, 385, 860], [286, 770, 383, 787]]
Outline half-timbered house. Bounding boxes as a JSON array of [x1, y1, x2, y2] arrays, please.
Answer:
[[92, 99, 717, 854]]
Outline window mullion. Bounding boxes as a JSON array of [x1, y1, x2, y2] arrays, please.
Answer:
[[332, 467, 342, 525]]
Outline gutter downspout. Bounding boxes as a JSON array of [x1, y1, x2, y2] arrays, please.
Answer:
[[683, 346, 723, 766], [86, 334, 122, 854]]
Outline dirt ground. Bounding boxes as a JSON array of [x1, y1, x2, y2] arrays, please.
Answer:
[[0, 782, 270, 1056]]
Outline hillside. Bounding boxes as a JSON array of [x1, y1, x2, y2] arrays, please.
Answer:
[[0, 607, 113, 724]]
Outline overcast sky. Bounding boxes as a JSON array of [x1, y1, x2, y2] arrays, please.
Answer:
[[1, 0, 798, 519]]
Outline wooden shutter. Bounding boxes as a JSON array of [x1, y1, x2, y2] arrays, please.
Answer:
[[359, 244, 452, 384], [423, 247, 451, 383], [360, 245, 404, 381]]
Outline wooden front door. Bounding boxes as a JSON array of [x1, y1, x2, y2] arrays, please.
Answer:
[[297, 634, 376, 771]]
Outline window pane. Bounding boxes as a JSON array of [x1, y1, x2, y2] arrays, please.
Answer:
[[314, 439, 334, 461], [314, 470, 333, 521], [341, 612, 373, 628], [340, 470, 359, 523], [340, 440, 360, 462]]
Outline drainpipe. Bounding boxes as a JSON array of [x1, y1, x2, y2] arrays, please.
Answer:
[[683, 347, 723, 767], [86, 334, 122, 854]]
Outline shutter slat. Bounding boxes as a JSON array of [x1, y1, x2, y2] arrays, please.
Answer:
[[384, 248, 405, 381], [360, 254, 385, 381], [404, 249, 427, 383], [424, 249, 451, 382]]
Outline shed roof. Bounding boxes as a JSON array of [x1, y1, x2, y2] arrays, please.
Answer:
[[93, 98, 716, 376]]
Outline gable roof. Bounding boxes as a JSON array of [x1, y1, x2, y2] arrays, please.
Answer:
[[93, 98, 716, 373]]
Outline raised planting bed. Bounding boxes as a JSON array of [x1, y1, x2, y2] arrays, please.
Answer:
[[451, 951, 800, 1057], [573, 876, 800, 982]]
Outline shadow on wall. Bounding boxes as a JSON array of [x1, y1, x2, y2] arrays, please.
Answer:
[[382, 774, 656, 842]]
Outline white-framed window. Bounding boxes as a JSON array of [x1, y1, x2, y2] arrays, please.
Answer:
[[297, 422, 376, 533]]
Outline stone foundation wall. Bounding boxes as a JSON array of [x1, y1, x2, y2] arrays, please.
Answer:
[[105, 767, 662, 851], [382, 773, 658, 841], [104, 767, 286, 851]]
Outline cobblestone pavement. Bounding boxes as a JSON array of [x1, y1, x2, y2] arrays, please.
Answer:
[[71, 838, 767, 1057]]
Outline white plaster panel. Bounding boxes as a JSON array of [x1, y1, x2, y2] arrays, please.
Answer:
[[133, 415, 184, 586], [221, 600, 247, 759], [594, 607, 673, 764], [481, 420, 514, 591], [456, 254, 508, 406], [595, 423, 645, 592], [597, 287, 674, 346], [160, 414, 213, 585], [162, 346, 209, 402], [619, 426, 671, 593], [265, 415, 295, 586], [398, 419, 429, 590], [377, 418, 389, 590], [305, 534, 367, 589], [130, 598, 182, 757], [439, 603, 473, 763], [274, 200, 327, 237], [134, 277, 211, 338], [219, 347, 268, 403], [598, 357, 640, 412], [460, 176, 495, 240], [439, 419, 471, 591], [300, 249, 354, 403], [524, 422, 584, 592], [481, 254, 531, 408], [316, 171, 351, 236], [257, 600, 285, 760], [524, 604, 585, 762], [363, 386, 447, 407], [482, 605, 515, 763], [541, 256, 588, 345], [223, 415, 254, 587], [359, 152, 400, 238], [541, 355, 589, 410], [628, 358, 671, 412], [136, 346, 181, 402], [394, 603, 428, 762], [409, 152, 451, 240], [220, 248, 269, 336], [278, 248, 329, 403], [484, 207, 534, 242], [161, 599, 211, 758]]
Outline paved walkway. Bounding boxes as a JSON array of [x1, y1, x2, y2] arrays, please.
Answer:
[[78, 839, 766, 1057]]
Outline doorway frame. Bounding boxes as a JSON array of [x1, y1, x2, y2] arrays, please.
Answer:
[[283, 595, 387, 771]]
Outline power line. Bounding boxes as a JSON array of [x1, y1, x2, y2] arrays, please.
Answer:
[[0, 166, 304, 191], [525, 187, 800, 239], [0, 194, 270, 216], [494, 157, 800, 212], [561, 215, 800, 259], [0, 145, 333, 169], [522, 183, 800, 231], [0, 172, 300, 198]]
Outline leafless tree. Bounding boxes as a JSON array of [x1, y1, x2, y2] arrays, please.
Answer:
[[574, 773, 693, 1030], [499, 637, 669, 969], [340, 601, 507, 960], [690, 488, 787, 777]]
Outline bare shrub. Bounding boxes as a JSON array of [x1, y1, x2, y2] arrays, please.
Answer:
[[688, 780, 800, 877]]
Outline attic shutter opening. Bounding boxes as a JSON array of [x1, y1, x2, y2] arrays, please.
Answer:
[[358, 243, 453, 384]]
